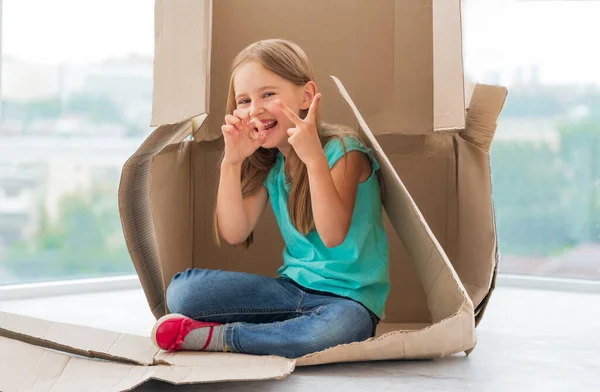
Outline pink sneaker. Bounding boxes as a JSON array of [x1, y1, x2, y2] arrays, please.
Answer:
[[151, 313, 222, 352]]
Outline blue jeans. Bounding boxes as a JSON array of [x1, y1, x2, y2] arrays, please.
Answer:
[[165, 268, 379, 359]]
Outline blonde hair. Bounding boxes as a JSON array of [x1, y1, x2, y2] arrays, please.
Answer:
[[213, 38, 378, 249]]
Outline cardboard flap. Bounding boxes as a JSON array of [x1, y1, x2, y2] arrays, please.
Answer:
[[438, 83, 505, 311], [0, 312, 158, 366], [152, 0, 212, 126], [296, 309, 475, 366], [331, 75, 472, 324], [119, 121, 194, 319], [461, 84, 508, 153], [147, 359, 294, 385], [150, 142, 194, 297], [0, 336, 152, 392], [154, 351, 295, 377], [190, 113, 211, 142], [454, 135, 498, 308], [152, 0, 465, 135], [0, 336, 295, 391], [433, 0, 465, 131], [474, 256, 498, 327]]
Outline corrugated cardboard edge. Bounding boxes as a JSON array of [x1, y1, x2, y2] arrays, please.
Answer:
[[118, 121, 194, 319], [460, 84, 508, 325], [474, 253, 498, 327], [461, 84, 508, 154]]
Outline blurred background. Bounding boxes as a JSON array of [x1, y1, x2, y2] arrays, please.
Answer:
[[0, 0, 598, 285]]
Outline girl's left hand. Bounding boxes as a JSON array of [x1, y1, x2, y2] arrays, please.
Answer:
[[276, 93, 326, 168]]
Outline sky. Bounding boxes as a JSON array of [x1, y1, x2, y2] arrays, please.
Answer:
[[3, 0, 154, 65], [462, 0, 600, 86], [2, 0, 600, 86]]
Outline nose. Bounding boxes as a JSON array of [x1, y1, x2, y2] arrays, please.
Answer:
[[249, 102, 265, 117]]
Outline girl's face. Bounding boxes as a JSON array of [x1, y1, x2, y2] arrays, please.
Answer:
[[233, 61, 315, 154]]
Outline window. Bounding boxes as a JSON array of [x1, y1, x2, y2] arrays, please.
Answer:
[[0, 0, 154, 284], [463, 0, 600, 280], [1, 0, 597, 286]]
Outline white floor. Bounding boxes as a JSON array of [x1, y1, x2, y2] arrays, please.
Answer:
[[1, 286, 599, 391]]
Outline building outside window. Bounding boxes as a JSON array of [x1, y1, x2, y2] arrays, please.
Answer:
[[0, 0, 599, 286]]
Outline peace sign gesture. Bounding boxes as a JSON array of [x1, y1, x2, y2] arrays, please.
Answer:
[[276, 93, 325, 168]]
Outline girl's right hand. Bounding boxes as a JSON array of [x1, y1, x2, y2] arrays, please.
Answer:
[[221, 109, 267, 166]]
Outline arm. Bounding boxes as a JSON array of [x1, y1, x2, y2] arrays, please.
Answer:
[[216, 162, 269, 245], [306, 150, 372, 248]]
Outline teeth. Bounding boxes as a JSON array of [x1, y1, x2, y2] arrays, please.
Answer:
[[263, 121, 276, 129]]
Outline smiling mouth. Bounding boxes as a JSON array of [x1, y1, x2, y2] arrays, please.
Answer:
[[255, 120, 278, 132]]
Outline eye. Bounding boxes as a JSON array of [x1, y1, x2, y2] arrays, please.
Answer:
[[238, 98, 250, 105], [263, 92, 275, 99]]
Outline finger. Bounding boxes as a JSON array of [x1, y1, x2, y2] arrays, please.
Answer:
[[306, 93, 321, 122], [233, 109, 251, 126], [275, 100, 303, 126], [225, 114, 241, 126], [221, 124, 236, 134], [257, 130, 267, 145], [225, 114, 244, 132], [287, 127, 298, 137], [247, 118, 264, 140], [233, 108, 249, 118], [248, 118, 265, 132], [287, 132, 296, 145]]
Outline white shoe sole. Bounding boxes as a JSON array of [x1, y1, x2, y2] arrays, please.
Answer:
[[150, 313, 187, 350]]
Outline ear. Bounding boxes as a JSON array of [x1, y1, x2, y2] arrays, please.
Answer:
[[300, 81, 317, 110]]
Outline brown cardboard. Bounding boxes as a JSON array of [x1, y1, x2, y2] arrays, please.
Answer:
[[152, 0, 465, 137], [119, 75, 507, 365], [0, 311, 156, 365], [0, 315, 295, 392], [434, 0, 466, 131], [0, 0, 509, 389], [127, 0, 506, 370], [0, 81, 505, 388]]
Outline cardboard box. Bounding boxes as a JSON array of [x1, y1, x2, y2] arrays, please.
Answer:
[[0, 0, 507, 390]]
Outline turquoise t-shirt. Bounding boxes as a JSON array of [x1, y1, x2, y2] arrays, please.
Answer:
[[264, 135, 390, 319]]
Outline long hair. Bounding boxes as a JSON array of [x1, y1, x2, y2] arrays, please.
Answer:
[[213, 39, 378, 249]]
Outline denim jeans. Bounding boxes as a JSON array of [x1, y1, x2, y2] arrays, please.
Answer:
[[165, 268, 379, 359]]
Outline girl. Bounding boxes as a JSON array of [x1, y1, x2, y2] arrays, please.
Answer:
[[151, 39, 390, 359]]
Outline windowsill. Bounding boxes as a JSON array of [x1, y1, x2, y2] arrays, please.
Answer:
[[497, 273, 600, 293], [1, 273, 600, 303], [0, 275, 142, 301]]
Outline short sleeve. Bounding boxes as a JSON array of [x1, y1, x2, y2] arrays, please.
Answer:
[[323, 135, 380, 172]]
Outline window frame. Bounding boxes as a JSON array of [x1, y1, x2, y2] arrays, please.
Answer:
[[0, 0, 599, 300]]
